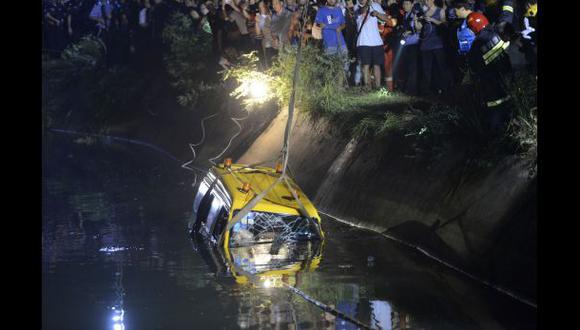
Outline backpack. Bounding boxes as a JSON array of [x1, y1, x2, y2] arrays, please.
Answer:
[[457, 19, 475, 55]]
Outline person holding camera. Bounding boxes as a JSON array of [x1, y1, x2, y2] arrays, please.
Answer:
[[354, 0, 390, 89], [415, 0, 452, 96]]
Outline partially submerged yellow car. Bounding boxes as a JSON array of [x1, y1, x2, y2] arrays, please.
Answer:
[[190, 160, 324, 286], [191, 161, 324, 251]]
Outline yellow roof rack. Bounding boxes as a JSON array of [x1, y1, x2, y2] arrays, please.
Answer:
[[212, 163, 321, 220]]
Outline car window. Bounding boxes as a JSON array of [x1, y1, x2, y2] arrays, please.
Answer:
[[196, 191, 215, 231], [212, 207, 229, 240], [204, 197, 221, 234]]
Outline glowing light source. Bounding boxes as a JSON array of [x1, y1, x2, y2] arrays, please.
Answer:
[[400, 39, 406, 45], [111, 309, 125, 330], [240, 182, 251, 193], [224, 157, 232, 168], [249, 79, 268, 99], [231, 71, 274, 106]]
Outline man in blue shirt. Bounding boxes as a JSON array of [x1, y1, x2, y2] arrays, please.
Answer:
[[315, 0, 349, 75], [315, 0, 347, 54]]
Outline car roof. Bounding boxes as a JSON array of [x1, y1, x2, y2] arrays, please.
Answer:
[[211, 163, 320, 219]]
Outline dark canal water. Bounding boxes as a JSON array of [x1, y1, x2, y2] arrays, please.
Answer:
[[42, 134, 537, 330]]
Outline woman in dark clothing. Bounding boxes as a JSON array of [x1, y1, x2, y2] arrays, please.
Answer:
[[396, 0, 420, 95], [416, 0, 452, 95]]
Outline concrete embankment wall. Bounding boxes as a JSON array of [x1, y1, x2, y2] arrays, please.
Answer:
[[234, 109, 537, 302]]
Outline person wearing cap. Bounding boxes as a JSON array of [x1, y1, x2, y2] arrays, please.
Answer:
[[465, 11, 513, 133]]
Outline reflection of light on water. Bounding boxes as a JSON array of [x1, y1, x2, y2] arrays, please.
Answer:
[[111, 308, 125, 330], [101, 247, 128, 253], [100, 246, 144, 253], [371, 300, 392, 330]]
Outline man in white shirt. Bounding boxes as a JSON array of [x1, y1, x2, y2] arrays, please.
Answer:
[[354, 0, 390, 89]]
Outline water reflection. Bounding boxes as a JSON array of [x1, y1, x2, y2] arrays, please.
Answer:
[[110, 259, 126, 330], [192, 235, 323, 288], [190, 234, 415, 329], [44, 139, 533, 330]]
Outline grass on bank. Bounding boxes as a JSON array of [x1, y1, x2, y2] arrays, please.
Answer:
[[224, 44, 537, 166]]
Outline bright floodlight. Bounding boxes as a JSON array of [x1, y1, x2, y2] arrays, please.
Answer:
[[249, 79, 269, 100], [400, 39, 406, 45], [232, 71, 273, 106]]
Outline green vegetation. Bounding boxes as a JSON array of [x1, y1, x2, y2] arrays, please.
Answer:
[[162, 12, 215, 108], [506, 72, 537, 160], [224, 45, 537, 167], [42, 36, 151, 130]]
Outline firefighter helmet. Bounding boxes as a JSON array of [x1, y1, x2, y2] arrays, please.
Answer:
[[466, 12, 489, 34], [525, 3, 537, 17]]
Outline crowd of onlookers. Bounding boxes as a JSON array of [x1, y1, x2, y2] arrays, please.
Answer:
[[43, 0, 537, 96]]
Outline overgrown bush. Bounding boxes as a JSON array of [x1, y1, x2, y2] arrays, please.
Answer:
[[268, 45, 349, 114], [162, 12, 214, 107], [224, 44, 351, 113], [506, 72, 537, 160], [42, 36, 150, 129]]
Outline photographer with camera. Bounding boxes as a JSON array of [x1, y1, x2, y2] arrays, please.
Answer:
[[415, 0, 451, 96], [353, 0, 391, 89]]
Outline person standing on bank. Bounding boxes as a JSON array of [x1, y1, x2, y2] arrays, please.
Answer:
[[355, 0, 391, 89], [415, 0, 452, 96], [397, 0, 420, 95], [315, 0, 349, 75]]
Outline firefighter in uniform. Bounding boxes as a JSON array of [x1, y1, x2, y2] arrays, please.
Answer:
[[465, 10, 513, 133]]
